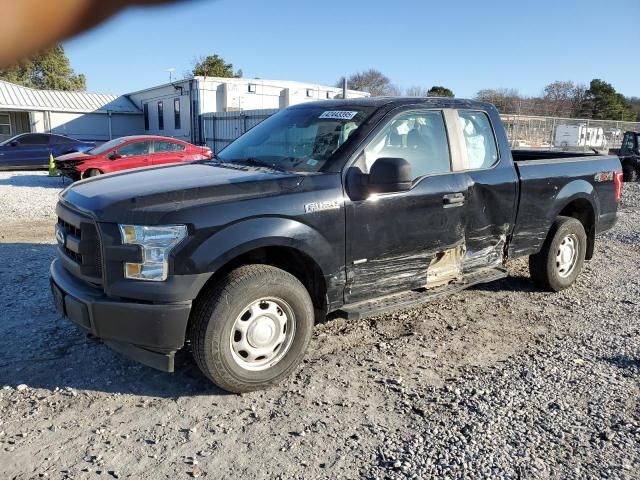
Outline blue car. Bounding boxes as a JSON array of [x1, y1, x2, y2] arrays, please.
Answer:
[[0, 133, 96, 170]]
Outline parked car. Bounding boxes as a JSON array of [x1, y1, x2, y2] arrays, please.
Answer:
[[55, 135, 213, 180], [0, 133, 95, 170], [50, 97, 622, 393], [608, 131, 639, 181]]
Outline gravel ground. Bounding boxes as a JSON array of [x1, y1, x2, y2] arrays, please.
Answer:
[[0, 171, 638, 479]]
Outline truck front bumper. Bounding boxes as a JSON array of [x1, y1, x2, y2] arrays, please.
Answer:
[[49, 258, 191, 372]]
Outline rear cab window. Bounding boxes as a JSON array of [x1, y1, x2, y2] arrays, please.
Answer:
[[456, 110, 499, 170]]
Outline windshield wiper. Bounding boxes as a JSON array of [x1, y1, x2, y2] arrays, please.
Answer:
[[233, 158, 285, 172]]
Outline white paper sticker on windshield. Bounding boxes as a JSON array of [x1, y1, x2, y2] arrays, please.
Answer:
[[319, 111, 358, 120]]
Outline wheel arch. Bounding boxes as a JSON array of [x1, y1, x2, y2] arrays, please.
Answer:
[[554, 193, 597, 260]]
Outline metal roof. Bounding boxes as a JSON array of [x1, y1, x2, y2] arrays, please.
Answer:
[[0, 80, 141, 114]]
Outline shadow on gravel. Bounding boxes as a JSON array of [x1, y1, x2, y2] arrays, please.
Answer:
[[602, 356, 640, 372], [0, 242, 229, 398], [0, 173, 69, 188], [469, 274, 537, 293]]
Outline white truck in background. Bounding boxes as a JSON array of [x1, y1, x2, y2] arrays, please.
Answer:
[[554, 124, 606, 149]]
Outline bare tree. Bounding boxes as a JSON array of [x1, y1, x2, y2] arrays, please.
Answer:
[[404, 85, 428, 97], [337, 69, 398, 96]]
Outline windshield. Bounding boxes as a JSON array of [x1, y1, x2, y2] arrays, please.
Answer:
[[87, 137, 129, 155], [216, 106, 374, 172]]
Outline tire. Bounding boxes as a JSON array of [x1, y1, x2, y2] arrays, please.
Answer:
[[83, 169, 102, 178], [190, 264, 315, 393], [529, 216, 587, 292], [622, 165, 638, 182]]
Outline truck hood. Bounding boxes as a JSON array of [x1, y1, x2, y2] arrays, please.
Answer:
[[61, 161, 305, 223]]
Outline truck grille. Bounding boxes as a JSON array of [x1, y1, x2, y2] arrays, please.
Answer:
[[56, 203, 103, 284]]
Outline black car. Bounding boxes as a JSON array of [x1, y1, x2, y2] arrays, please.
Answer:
[[50, 97, 622, 393], [0, 133, 95, 170], [609, 131, 640, 182]]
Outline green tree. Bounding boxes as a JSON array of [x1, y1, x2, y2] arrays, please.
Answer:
[[0, 44, 85, 91], [580, 79, 635, 121], [191, 54, 242, 78], [426, 85, 454, 97]]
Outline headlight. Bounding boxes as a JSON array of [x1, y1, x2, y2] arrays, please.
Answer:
[[119, 225, 188, 281]]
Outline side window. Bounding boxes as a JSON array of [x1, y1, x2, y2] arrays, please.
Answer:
[[363, 110, 451, 180], [143, 104, 149, 131], [50, 135, 75, 145], [458, 110, 498, 170], [19, 134, 50, 145], [116, 141, 150, 157], [158, 101, 164, 130], [154, 141, 185, 153], [622, 133, 635, 150], [174, 98, 181, 130]]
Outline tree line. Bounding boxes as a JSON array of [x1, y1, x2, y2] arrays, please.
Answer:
[[1, 49, 637, 122]]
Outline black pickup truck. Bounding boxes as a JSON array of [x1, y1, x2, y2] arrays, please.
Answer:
[[50, 98, 623, 393], [609, 130, 640, 181]]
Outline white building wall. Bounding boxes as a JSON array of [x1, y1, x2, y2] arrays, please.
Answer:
[[48, 112, 143, 141], [127, 80, 193, 141]]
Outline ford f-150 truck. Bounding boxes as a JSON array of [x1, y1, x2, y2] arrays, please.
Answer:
[[50, 98, 623, 393]]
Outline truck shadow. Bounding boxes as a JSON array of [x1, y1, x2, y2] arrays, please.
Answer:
[[0, 242, 229, 397], [468, 274, 537, 293], [0, 173, 69, 189]]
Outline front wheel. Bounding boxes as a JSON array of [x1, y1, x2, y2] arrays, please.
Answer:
[[190, 265, 314, 393], [529, 216, 587, 292]]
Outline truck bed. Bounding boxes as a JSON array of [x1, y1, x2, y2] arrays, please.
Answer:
[[508, 151, 621, 258]]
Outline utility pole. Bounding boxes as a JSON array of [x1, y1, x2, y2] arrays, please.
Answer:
[[343, 77, 347, 99]]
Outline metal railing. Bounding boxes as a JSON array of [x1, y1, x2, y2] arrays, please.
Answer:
[[201, 109, 640, 154]]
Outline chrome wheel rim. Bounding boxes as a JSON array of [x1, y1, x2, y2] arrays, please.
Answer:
[[229, 297, 295, 371], [556, 234, 579, 278]]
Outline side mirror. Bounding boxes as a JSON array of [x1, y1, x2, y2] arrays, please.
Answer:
[[9, 141, 18, 147], [109, 152, 122, 160], [367, 157, 412, 194]]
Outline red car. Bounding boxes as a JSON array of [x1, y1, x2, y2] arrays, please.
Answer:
[[55, 135, 212, 180]]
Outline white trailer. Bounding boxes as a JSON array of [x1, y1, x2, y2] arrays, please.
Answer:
[[554, 123, 606, 149]]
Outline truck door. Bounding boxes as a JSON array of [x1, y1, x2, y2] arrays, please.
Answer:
[[344, 108, 469, 304], [455, 109, 518, 272]]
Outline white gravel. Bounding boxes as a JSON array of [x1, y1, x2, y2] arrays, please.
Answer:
[[0, 173, 638, 479], [0, 171, 66, 223]]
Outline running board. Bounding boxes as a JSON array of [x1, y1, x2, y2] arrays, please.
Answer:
[[337, 267, 508, 321]]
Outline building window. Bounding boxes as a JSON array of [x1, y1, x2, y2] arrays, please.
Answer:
[[306, 89, 314, 98], [0, 113, 10, 135], [174, 98, 181, 130], [248, 83, 257, 93], [157, 101, 164, 130], [143, 104, 149, 131]]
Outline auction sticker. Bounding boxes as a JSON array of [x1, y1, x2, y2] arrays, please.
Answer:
[[319, 111, 358, 120]]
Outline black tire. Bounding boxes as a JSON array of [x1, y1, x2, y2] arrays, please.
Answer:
[[529, 216, 587, 292], [84, 169, 102, 178], [190, 264, 314, 393], [622, 164, 638, 182]]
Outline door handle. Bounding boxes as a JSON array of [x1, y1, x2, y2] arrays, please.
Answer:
[[443, 192, 465, 207]]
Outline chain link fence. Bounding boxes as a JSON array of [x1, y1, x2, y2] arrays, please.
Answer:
[[501, 114, 640, 152], [202, 109, 640, 154]]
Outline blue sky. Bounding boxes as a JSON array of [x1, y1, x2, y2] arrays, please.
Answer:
[[65, 0, 639, 98]]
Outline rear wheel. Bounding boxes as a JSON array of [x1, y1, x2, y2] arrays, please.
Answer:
[[529, 216, 587, 291], [190, 265, 314, 393], [83, 169, 102, 178]]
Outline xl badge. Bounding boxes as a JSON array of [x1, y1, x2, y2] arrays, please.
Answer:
[[55, 225, 65, 246], [304, 200, 341, 213]]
